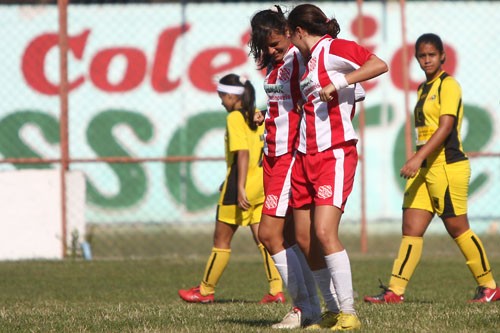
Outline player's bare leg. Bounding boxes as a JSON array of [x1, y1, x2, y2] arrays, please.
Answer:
[[313, 205, 360, 330], [251, 222, 285, 303], [294, 206, 342, 329]]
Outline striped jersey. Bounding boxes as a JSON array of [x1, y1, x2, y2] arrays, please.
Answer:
[[414, 71, 467, 166], [298, 35, 373, 153], [263, 45, 305, 157]]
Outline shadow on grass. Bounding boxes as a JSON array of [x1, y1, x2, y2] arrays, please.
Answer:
[[404, 299, 435, 304], [222, 318, 277, 327], [212, 299, 257, 304], [363, 298, 435, 305], [179, 299, 258, 304]]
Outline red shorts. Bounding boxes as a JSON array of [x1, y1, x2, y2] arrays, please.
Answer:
[[262, 153, 294, 217], [290, 144, 358, 211]]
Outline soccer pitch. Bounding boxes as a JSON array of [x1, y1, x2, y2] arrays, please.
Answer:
[[0, 231, 498, 332]]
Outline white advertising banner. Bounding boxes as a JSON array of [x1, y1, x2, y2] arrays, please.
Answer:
[[0, 170, 86, 260], [0, 2, 498, 225]]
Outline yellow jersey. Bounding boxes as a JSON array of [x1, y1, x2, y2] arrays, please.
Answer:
[[414, 71, 468, 166], [219, 109, 264, 206]]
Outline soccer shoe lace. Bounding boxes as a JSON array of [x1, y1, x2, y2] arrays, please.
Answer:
[[259, 291, 286, 304], [363, 279, 404, 304], [271, 307, 305, 329], [330, 313, 361, 331], [468, 286, 500, 303], [178, 285, 214, 303], [305, 311, 340, 330]]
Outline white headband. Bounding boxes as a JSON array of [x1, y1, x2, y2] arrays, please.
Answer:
[[217, 83, 245, 95]]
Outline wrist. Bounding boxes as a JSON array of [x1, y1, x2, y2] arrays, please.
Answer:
[[331, 74, 348, 90]]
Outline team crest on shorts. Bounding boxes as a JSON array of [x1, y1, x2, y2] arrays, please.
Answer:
[[318, 185, 333, 199], [265, 195, 279, 209]]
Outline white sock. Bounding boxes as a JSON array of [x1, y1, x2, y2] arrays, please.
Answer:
[[291, 244, 321, 318], [312, 268, 340, 313], [272, 248, 312, 318], [324, 250, 356, 315]]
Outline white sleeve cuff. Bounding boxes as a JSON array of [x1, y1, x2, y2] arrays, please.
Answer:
[[331, 74, 348, 91]]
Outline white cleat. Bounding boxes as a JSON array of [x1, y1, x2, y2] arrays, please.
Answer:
[[272, 307, 307, 329]]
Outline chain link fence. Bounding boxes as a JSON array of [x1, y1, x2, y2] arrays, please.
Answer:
[[0, 0, 499, 259]]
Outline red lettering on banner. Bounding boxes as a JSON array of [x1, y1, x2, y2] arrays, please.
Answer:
[[90, 48, 147, 91], [151, 25, 189, 92], [441, 45, 457, 78], [22, 30, 89, 95], [351, 15, 378, 92], [189, 48, 248, 92], [350, 15, 377, 39], [20, 17, 460, 96]]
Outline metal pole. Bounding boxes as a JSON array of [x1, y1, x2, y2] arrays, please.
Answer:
[[356, 0, 368, 254], [58, 0, 70, 258], [400, 0, 412, 160]]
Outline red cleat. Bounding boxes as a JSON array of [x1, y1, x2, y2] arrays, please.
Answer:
[[468, 286, 500, 303], [259, 291, 286, 304], [178, 286, 214, 303], [364, 281, 404, 304]]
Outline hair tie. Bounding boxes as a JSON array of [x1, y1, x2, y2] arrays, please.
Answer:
[[239, 76, 248, 85], [325, 18, 331, 23]]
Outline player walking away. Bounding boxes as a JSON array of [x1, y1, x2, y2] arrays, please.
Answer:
[[178, 74, 285, 304], [364, 33, 500, 305], [287, 4, 388, 331], [249, 6, 355, 329]]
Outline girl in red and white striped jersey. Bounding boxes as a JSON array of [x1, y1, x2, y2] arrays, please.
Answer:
[[249, 6, 317, 329], [287, 3, 388, 331]]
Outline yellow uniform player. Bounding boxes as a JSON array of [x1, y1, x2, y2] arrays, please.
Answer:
[[365, 33, 499, 304], [404, 72, 469, 217], [178, 73, 284, 304], [217, 110, 264, 224]]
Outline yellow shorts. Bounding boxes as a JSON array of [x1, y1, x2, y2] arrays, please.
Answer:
[[402, 160, 470, 218], [216, 202, 263, 226]]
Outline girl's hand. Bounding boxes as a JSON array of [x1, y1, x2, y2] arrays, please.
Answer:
[[400, 155, 424, 179], [295, 100, 305, 114], [254, 111, 265, 126], [319, 83, 336, 102], [237, 190, 250, 211]]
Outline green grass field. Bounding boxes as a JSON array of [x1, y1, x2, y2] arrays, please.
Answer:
[[0, 226, 499, 332]]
